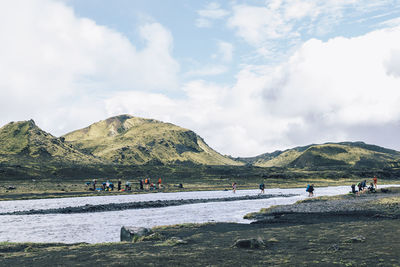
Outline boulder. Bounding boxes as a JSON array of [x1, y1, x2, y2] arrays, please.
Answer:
[[232, 238, 265, 249], [120, 226, 152, 242]]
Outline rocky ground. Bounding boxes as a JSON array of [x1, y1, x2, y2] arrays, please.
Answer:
[[246, 187, 400, 224], [1, 187, 400, 266]]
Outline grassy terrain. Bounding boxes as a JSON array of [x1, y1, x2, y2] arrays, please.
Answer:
[[0, 120, 100, 165], [2, 189, 400, 266], [63, 115, 241, 166], [248, 142, 400, 169], [1, 162, 399, 200]]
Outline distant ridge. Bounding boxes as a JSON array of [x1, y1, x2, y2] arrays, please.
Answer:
[[236, 142, 400, 169]]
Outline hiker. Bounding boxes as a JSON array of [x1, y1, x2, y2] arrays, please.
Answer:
[[106, 180, 110, 191], [125, 181, 131, 191], [361, 180, 367, 190], [232, 182, 237, 194], [373, 176, 378, 189], [139, 179, 144, 190], [109, 182, 114, 191], [92, 179, 97, 190], [145, 178, 150, 190], [118, 179, 121, 191], [368, 183, 376, 193], [259, 182, 265, 194], [150, 182, 155, 190], [306, 184, 314, 197], [357, 182, 362, 193], [102, 182, 106, 191], [351, 184, 357, 194], [158, 178, 162, 189]]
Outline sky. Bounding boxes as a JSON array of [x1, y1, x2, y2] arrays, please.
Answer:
[[1, 0, 400, 157]]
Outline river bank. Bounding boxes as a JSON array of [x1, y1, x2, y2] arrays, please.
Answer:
[[1, 187, 400, 266], [0, 177, 382, 201]]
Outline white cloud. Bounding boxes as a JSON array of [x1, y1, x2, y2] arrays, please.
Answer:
[[380, 17, 400, 27], [195, 18, 212, 28], [185, 65, 228, 77], [385, 49, 400, 78], [269, 27, 400, 125], [227, 0, 396, 57], [217, 41, 234, 62], [196, 2, 229, 28], [0, 0, 179, 135], [198, 2, 229, 19], [2, 0, 400, 158], [105, 25, 400, 156], [228, 5, 290, 46]]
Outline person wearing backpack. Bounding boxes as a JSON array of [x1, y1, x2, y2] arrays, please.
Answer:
[[117, 179, 122, 191], [351, 184, 357, 194], [306, 184, 314, 197], [139, 179, 144, 190], [259, 182, 265, 194], [357, 182, 362, 194]]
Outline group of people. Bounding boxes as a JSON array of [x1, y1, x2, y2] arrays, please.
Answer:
[[88, 178, 162, 192], [88, 176, 380, 197], [351, 176, 378, 195], [88, 179, 122, 191], [231, 182, 266, 194], [138, 178, 163, 191]]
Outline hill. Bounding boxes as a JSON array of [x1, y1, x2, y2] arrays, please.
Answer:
[[240, 142, 400, 169], [62, 115, 242, 166], [0, 119, 100, 165]]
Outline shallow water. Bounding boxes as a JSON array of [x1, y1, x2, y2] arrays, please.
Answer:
[[0, 185, 395, 243], [0, 187, 301, 213]]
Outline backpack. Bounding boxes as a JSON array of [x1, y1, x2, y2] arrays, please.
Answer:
[[306, 184, 310, 192]]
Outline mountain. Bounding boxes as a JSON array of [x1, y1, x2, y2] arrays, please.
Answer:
[[62, 115, 242, 166], [0, 119, 99, 165], [240, 142, 400, 169], [2, 117, 399, 172]]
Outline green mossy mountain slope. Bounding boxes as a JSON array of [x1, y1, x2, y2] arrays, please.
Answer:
[[0, 120, 100, 165], [62, 115, 242, 166], [1, 116, 400, 172], [239, 142, 400, 169]]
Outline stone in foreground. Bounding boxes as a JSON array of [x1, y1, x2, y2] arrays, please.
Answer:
[[120, 226, 152, 242], [232, 238, 265, 249]]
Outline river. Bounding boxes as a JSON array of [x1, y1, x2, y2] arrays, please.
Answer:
[[0, 185, 393, 243]]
